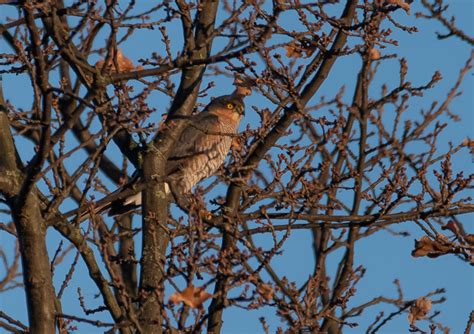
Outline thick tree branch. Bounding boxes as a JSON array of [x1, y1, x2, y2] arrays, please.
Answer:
[[0, 78, 56, 334]]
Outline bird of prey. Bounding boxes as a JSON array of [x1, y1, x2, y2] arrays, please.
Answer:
[[88, 88, 246, 217]]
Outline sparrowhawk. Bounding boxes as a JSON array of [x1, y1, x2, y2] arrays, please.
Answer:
[[90, 88, 246, 216]]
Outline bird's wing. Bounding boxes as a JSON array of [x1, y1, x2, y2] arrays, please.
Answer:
[[165, 112, 221, 175]]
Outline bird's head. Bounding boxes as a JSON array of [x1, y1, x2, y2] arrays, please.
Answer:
[[207, 94, 245, 117]]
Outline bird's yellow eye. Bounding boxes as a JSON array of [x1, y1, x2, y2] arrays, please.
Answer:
[[226, 103, 234, 110]]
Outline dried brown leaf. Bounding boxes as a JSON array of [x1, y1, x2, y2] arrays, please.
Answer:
[[408, 297, 432, 325], [96, 49, 143, 73], [285, 39, 316, 59], [169, 284, 212, 308], [285, 42, 303, 59], [411, 235, 451, 258], [387, 0, 410, 14], [465, 234, 474, 245], [441, 221, 460, 236]]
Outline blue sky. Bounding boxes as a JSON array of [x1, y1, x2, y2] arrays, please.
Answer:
[[1, 1, 473, 333]]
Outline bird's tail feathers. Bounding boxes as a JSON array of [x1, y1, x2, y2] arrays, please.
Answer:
[[62, 181, 171, 221]]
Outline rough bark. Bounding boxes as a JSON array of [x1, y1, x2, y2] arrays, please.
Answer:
[[0, 81, 56, 334]]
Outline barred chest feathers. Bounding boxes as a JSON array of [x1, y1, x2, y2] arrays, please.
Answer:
[[168, 117, 239, 194]]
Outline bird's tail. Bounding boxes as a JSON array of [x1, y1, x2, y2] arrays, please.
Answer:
[[59, 181, 171, 223]]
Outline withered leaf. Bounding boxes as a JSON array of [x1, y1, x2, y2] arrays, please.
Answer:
[[96, 49, 143, 73], [408, 297, 431, 325], [285, 39, 316, 59], [285, 41, 303, 58], [387, 0, 410, 14], [169, 284, 213, 308], [464, 234, 474, 245], [441, 221, 460, 235], [411, 235, 451, 258]]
